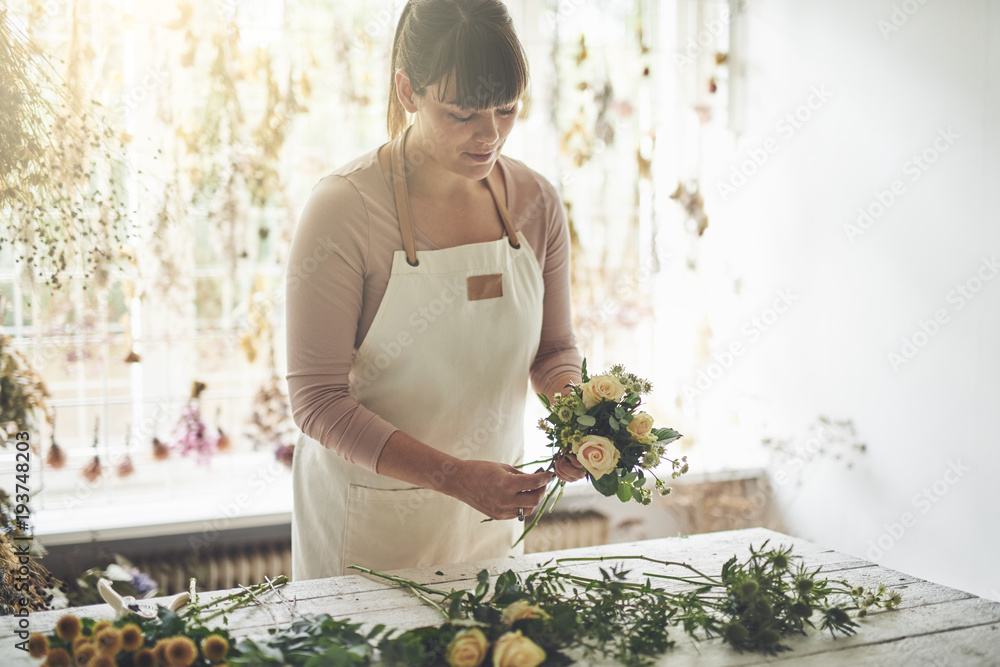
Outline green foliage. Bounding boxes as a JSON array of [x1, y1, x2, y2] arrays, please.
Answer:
[[230, 615, 374, 666]]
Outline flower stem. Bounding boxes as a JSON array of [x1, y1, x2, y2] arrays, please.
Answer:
[[512, 478, 564, 549], [347, 565, 451, 598]]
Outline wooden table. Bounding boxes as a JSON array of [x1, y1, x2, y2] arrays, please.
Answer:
[[4, 527, 1000, 665]]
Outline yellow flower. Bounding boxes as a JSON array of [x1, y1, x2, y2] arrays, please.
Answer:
[[94, 626, 123, 656], [579, 375, 625, 409], [572, 435, 620, 480], [491, 631, 546, 667], [28, 633, 49, 658], [166, 636, 198, 667], [92, 657, 115, 667], [120, 623, 143, 651], [500, 600, 549, 625], [73, 644, 96, 666], [55, 615, 82, 641], [444, 628, 489, 667], [91, 620, 113, 637], [153, 639, 171, 666], [202, 634, 230, 662], [44, 648, 71, 667], [133, 649, 156, 667]]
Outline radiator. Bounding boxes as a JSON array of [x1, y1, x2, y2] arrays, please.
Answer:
[[131, 513, 607, 594], [133, 541, 293, 595]]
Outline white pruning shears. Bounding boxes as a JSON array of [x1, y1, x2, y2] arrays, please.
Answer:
[[97, 578, 190, 620]]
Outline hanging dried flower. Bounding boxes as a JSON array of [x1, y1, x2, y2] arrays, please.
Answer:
[[116, 425, 135, 477], [171, 381, 218, 465], [245, 374, 297, 458], [151, 437, 170, 461], [82, 418, 103, 482], [46, 440, 66, 469], [124, 350, 141, 363], [275, 443, 294, 468], [82, 456, 103, 483]]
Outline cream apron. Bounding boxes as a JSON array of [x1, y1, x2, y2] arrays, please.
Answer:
[[291, 129, 545, 580]]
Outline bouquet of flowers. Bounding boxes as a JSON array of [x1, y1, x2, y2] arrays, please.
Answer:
[[518, 360, 686, 546]]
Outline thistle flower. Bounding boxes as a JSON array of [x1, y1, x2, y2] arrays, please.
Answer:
[[27, 633, 48, 658], [55, 614, 81, 641], [202, 634, 229, 662]]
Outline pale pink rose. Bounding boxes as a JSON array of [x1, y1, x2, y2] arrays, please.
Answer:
[[626, 412, 655, 441], [572, 435, 621, 480], [446, 628, 489, 667], [491, 631, 546, 667], [500, 600, 549, 625], [579, 375, 626, 409]]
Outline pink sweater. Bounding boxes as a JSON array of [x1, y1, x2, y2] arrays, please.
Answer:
[[285, 146, 582, 473]]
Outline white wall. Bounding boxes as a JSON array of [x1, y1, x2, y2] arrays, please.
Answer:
[[693, 0, 1000, 600]]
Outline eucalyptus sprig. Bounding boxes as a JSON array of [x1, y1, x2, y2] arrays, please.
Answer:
[[353, 541, 901, 666]]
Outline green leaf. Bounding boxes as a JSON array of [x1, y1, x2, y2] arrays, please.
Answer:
[[616, 483, 633, 502], [592, 470, 619, 496], [576, 414, 596, 428], [609, 415, 619, 430], [537, 392, 551, 410], [581, 358, 589, 382]]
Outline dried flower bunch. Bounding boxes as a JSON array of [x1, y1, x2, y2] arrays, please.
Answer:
[[0, 8, 131, 288]]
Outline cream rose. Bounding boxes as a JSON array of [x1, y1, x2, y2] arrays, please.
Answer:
[[446, 628, 489, 667], [579, 374, 626, 409], [626, 411, 655, 442], [572, 435, 620, 480], [491, 631, 546, 667], [500, 600, 549, 626]]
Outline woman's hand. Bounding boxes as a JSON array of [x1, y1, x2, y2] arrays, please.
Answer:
[[447, 460, 554, 521], [553, 452, 587, 483]]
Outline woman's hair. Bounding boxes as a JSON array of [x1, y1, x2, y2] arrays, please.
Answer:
[[387, 0, 528, 138]]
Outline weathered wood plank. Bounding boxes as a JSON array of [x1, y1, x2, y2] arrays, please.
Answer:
[[4, 528, 999, 667]]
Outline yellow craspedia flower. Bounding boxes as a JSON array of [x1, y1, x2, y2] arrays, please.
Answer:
[[120, 623, 144, 651], [202, 634, 230, 662], [55, 614, 82, 641], [94, 626, 123, 656], [44, 647, 71, 667], [73, 643, 96, 666], [92, 620, 113, 636], [92, 656, 115, 667], [166, 636, 198, 667], [153, 639, 172, 666], [71, 636, 91, 654], [133, 648, 156, 667], [27, 633, 49, 658]]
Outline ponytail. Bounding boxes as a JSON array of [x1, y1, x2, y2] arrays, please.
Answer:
[[387, 1, 415, 139], [385, 0, 528, 140]]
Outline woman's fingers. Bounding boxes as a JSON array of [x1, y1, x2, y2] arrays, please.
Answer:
[[454, 460, 555, 520], [554, 453, 587, 482]]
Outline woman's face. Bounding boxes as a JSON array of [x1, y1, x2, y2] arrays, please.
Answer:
[[404, 73, 519, 183]]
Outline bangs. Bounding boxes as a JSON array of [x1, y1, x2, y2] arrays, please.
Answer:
[[425, 20, 527, 110]]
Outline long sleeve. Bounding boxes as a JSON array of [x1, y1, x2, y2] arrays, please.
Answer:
[[521, 173, 583, 394], [285, 173, 398, 473]]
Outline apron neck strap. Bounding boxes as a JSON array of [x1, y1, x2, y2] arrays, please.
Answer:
[[379, 125, 519, 267]]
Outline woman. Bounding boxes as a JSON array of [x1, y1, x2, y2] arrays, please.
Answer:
[[286, 0, 585, 581]]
